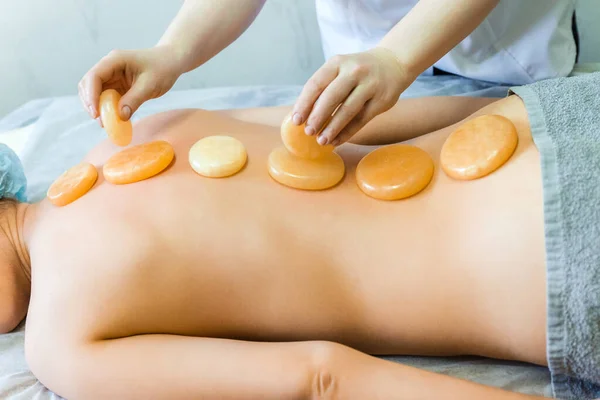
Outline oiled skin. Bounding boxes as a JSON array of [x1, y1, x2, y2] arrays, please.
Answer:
[[25, 96, 546, 396]]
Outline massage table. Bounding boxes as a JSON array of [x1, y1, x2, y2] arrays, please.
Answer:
[[0, 76, 573, 398]]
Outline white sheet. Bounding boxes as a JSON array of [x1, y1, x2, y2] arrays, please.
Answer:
[[0, 81, 553, 399]]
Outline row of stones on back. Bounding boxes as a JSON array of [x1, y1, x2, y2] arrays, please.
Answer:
[[271, 113, 518, 200], [47, 111, 517, 207]]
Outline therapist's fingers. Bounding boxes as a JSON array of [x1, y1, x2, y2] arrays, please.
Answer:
[[316, 85, 372, 145], [304, 76, 356, 137], [331, 100, 378, 146], [79, 50, 126, 119], [77, 82, 91, 118], [292, 60, 339, 126], [119, 73, 159, 120]]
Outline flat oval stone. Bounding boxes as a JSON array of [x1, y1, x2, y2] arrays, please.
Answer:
[[47, 162, 98, 206], [440, 115, 518, 180], [99, 89, 133, 147], [356, 144, 434, 201], [189, 136, 247, 178], [103, 140, 174, 185], [280, 113, 334, 159], [268, 146, 345, 191]]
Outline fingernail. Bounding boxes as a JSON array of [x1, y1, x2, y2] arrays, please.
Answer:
[[305, 126, 315, 136], [317, 135, 328, 145], [292, 113, 302, 125], [87, 105, 94, 117], [121, 105, 131, 120]]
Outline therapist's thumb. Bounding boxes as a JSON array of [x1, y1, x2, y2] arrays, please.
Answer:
[[118, 76, 158, 121]]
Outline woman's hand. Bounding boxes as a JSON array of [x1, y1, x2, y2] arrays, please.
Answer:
[[291, 47, 414, 146], [78, 46, 182, 123]]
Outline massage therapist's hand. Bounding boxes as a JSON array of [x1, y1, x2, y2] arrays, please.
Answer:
[[78, 46, 182, 123], [291, 47, 414, 146]]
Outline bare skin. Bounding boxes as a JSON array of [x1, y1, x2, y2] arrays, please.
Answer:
[[5, 95, 550, 399], [0, 201, 31, 333]]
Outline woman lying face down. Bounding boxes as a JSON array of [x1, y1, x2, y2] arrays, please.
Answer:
[[1, 82, 598, 399]]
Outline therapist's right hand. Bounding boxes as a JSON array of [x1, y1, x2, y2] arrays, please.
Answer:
[[78, 46, 181, 122]]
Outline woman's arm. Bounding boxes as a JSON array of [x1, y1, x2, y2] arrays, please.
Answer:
[[288, 0, 500, 146], [348, 96, 498, 145], [220, 96, 498, 145], [46, 336, 549, 400], [379, 0, 501, 79], [44, 335, 317, 400], [327, 343, 549, 400], [157, 0, 267, 75]]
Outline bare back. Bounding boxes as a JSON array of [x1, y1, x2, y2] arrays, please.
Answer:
[[25, 97, 547, 367]]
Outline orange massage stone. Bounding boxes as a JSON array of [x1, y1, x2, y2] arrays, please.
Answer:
[[356, 144, 434, 201], [47, 162, 98, 206], [188, 136, 247, 178], [440, 115, 518, 180], [103, 140, 175, 185], [100, 89, 133, 147], [280, 113, 334, 159], [267, 146, 345, 191]]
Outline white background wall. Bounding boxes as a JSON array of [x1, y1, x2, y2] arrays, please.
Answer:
[[0, 0, 325, 117], [0, 0, 598, 118]]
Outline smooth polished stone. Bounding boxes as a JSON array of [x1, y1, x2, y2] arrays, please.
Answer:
[[100, 89, 133, 147], [356, 144, 434, 201], [188, 136, 247, 178], [47, 162, 98, 206], [103, 140, 174, 185], [440, 115, 518, 180], [280, 113, 334, 159], [268, 146, 345, 191]]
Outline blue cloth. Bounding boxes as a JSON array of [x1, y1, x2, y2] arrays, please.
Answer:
[[0, 144, 27, 202]]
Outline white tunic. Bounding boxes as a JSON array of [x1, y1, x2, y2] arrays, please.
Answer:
[[315, 0, 577, 85]]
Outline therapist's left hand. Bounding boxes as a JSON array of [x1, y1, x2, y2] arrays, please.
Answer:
[[291, 47, 412, 146]]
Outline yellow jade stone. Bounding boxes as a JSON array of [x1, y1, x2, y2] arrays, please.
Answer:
[[267, 146, 345, 191], [440, 115, 518, 180], [356, 144, 434, 201], [100, 89, 133, 147], [188, 136, 247, 178], [103, 140, 175, 185], [47, 162, 98, 207], [280, 113, 334, 159]]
